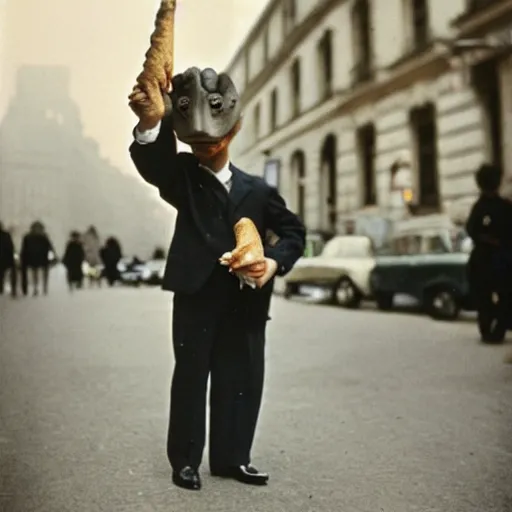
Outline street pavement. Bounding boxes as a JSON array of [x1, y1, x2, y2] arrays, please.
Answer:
[[1, 275, 512, 512]]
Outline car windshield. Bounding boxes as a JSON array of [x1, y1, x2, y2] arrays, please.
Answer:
[[388, 230, 467, 255], [321, 237, 372, 258]]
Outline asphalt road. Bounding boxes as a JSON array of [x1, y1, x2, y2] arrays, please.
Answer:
[[1, 278, 511, 512]]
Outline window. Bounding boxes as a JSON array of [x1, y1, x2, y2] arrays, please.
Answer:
[[410, 103, 440, 210], [270, 88, 278, 131], [351, 0, 373, 85], [263, 28, 269, 63], [291, 150, 306, 221], [317, 30, 333, 100], [253, 103, 261, 141], [320, 135, 337, 233], [411, 0, 429, 50], [290, 59, 301, 118], [283, 0, 296, 33], [357, 124, 376, 206]]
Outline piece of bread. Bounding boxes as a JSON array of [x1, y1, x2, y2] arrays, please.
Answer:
[[136, 0, 176, 93], [219, 218, 265, 269]]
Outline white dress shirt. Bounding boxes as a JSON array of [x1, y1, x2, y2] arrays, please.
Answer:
[[134, 124, 257, 289]]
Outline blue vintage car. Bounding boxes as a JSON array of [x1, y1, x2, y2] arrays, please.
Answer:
[[369, 221, 474, 320]]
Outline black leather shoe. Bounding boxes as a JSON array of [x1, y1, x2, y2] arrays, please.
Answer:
[[211, 465, 269, 485], [172, 466, 201, 490]]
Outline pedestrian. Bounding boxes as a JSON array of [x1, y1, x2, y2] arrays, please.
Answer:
[[63, 231, 85, 292], [20, 221, 55, 297], [100, 237, 122, 286], [466, 163, 512, 343], [128, 61, 306, 489], [0, 221, 17, 298], [82, 225, 102, 287]]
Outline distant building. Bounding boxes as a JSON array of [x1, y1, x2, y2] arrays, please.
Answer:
[[225, 0, 512, 235], [0, 66, 173, 256]]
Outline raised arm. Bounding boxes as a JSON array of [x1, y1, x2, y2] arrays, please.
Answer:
[[128, 85, 185, 208], [263, 186, 306, 276]]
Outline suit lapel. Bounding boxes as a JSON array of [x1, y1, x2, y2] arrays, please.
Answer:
[[183, 157, 234, 257], [229, 164, 252, 211]]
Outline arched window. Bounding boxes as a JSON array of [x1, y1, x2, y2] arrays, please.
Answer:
[[290, 150, 306, 221], [320, 134, 337, 233]]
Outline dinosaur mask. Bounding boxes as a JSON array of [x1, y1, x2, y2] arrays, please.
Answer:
[[167, 67, 242, 148], [134, 1, 241, 154]]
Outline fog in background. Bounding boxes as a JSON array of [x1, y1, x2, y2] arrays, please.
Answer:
[[0, 0, 265, 172]]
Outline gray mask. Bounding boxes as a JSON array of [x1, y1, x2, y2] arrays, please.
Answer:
[[166, 67, 242, 144]]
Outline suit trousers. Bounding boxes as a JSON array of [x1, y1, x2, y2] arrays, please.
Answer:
[[0, 265, 17, 296], [167, 264, 266, 472], [21, 265, 49, 295]]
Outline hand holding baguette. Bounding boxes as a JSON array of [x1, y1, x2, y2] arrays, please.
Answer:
[[219, 218, 265, 271], [128, 0, 176, 127]]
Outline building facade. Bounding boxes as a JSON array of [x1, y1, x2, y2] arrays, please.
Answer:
[[225, 0, 512, 238]]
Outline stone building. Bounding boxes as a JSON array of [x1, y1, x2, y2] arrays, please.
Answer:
[[0, 66, 173, 257], [225, 0, 512, 238]]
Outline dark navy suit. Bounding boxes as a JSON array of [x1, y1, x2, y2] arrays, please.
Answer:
[[130, 116, 305, 472]]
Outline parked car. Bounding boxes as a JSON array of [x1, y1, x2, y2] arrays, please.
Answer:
[[370, 217, 474, 320], [140, 258, 166, 286], [118, 257, 146, 286], [283, 235, 376, 307]]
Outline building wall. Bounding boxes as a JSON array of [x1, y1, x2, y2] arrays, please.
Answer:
[[225, 0, 498, 234]]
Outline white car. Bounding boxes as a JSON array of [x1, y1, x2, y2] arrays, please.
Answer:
[[284, 235, 376, 308], [140, 258, 166, 285]]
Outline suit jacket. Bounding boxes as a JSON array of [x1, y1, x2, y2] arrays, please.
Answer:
[[0, 229, 15, 269], [129, 117, 305, 317]]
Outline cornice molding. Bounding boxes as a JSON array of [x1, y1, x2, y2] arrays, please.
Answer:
[[452, 0, 512, 35], [236, 44, 450, 159]]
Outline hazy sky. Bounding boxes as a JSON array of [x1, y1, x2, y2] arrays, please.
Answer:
[[1, 0, 266, 172]]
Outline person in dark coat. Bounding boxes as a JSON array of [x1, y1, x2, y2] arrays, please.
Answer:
[[129, 67, 305, 491], [20, 221, 55, 297], [63, 231, 85, 292], [100, 237, 122, 286], [466, 163, 512, 342], [0, 222, 17, 298]]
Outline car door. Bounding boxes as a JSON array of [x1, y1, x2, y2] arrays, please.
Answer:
[[406, 234, 449, 299], [394, 235, 423, 297], [373, 236, 415, 295]]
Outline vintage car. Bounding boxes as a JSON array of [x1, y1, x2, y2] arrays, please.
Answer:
[[140, 258, 166, 286], [283, 235, 376, 307], [369, 216, 474, 320]]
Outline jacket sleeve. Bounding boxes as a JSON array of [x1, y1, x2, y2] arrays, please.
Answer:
[[263, 186, 306, 276], [465, 202, 478, 241], [129, 116, 185, 209]]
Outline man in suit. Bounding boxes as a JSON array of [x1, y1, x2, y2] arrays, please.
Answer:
[[128, 67, 305, 491], [0, 222, 17, 298]]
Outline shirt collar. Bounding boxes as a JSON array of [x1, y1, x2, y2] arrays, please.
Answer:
[[200, 161, 232, 186]]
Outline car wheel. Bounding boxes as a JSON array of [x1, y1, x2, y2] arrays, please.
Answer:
[[333, 277, 362, 309], [375, 292, 394, 311], [284, 282, 299, 299], [425, 287, 460, 320]]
